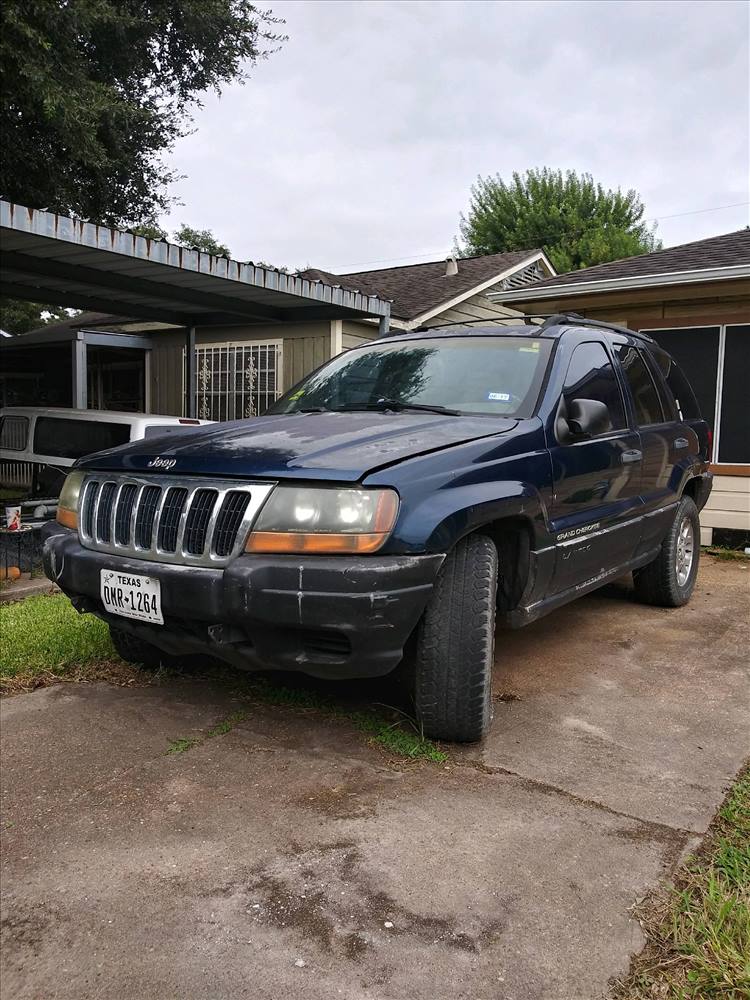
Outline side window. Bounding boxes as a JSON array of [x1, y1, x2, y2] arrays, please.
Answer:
[[562, 342, 626, 433], [0, 415, 30, 451], [33, 418, 131, 459], [614, 345, 665, 425], [649, 346, 702, 421]]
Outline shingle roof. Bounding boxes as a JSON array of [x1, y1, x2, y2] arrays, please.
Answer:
[[510, 228, 750, 292], [302, 249, 543, 320]]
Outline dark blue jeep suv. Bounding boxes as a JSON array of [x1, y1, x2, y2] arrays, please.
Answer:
[[43, 316, 712, 742]]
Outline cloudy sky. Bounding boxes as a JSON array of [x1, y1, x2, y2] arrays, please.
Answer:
[[162, 0, 750, 273]]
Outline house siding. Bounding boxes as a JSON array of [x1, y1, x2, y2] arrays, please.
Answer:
[[432, 291, 523, 326], [341, 320, 377, 350], [149, 322, 331, 416]]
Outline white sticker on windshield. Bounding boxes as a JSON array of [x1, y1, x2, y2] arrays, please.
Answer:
[[487, 392, 511, 402]]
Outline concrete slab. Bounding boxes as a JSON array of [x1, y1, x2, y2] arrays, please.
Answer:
[[1, 555, 748, 999], [467, 558, 750, 832]]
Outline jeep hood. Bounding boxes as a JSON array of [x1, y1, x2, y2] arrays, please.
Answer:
[[78, 411, 519, 482]]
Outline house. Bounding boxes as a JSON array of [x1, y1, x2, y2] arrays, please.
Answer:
[[2, 245, 554, 418], [489, 229, 750, 544], [301, 247, 554, 341]]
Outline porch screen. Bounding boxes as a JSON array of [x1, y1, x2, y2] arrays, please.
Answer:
[[193, 342, 282, 422], [646, 327, 719, 431]]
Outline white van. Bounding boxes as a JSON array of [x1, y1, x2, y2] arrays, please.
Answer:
[[0, 407, 212, 517]]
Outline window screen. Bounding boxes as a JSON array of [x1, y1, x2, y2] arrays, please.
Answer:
[[0, 415, 29, 451], [562, 342, 626, 432], [645, 328, 718, 429], [648, 346, 701, 420], [718, 325, 750, 464], [615, 346, 664, 425], [33, 418, 131, 459]]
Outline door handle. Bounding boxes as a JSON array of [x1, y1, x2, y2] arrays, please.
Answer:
[[675, 437, 689, 449], [621, 449, 642, 464]]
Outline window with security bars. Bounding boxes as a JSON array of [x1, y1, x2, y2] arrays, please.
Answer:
[[192, 342, 282, 421]]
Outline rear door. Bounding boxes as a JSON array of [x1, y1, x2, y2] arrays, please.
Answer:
[[548, 339, 643, 593], [614, 343, 686, 550]]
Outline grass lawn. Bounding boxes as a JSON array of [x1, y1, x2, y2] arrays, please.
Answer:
[[0, 593, 122, 692], [614, 765, 750, 998]]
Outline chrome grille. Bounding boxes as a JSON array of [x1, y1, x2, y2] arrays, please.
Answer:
[[156, 487, 188, 552], [78, 474, 275, 567]]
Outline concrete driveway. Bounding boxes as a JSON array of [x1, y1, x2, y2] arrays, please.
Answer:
[[2, 555, 748, 1000]]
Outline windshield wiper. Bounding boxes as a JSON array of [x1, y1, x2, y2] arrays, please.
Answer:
[[297, 400, 462, 416], [366, 398, 462, 416]]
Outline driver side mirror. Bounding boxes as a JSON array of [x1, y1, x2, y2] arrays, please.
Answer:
[[567, 398, 612, 438]]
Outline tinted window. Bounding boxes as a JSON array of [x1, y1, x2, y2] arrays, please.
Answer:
[[34, 418, 131, 459], [646, 328, 717, 427], [718, 325, 750, 463], [269, 336, 554, 417], [615, 346, 664, 425], [0, 415, 29, 451], [648, 346, 701, 420], [562, 342, 626, 432]]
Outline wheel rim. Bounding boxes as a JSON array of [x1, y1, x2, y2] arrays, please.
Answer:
[[675, 515, 695, 587]]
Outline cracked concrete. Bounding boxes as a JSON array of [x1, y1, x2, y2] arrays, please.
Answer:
[[1, 555, 749, 999]]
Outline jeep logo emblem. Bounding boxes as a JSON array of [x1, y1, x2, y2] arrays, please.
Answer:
[[147, 456, 177, 470]]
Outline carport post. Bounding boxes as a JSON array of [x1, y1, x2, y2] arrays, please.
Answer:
[[185, 325, 197, 418], [72, 332, 87, 408], [378, 315, 390, 336]]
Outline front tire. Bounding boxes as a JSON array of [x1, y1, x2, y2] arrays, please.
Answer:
[[413, 533, 498, 743], [633, 495, 700, 607], [109, 626, 166, 670]]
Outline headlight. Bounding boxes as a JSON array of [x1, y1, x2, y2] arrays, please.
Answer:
[[56, 470, 85, 529], [245, 486, 399, 554]]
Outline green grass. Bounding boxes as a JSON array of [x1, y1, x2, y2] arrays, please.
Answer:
[[0, 593, 116, 686], [614, 765, 750, 998], [706, 547, 750, 562]]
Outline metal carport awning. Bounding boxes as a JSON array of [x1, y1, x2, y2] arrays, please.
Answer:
[[0, 201, 390, 327], [0, 200, 391, 414]]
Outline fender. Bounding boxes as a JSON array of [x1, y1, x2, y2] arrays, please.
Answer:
[[364, 422, 554, 555]]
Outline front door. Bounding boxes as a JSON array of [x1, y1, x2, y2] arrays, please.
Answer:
[[549, 340, 643, 593]]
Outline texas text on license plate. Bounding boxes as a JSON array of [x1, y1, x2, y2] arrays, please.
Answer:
[[100, 569, 163, 625]]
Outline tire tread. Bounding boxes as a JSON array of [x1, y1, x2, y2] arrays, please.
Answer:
[[414, 533, 498, 742]]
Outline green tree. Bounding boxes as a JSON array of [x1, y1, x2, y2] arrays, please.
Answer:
[[0, 0, 284, 226], [174, 224, 230, 258], [458, 168, 661, 272], [0, 300, 71, 336]]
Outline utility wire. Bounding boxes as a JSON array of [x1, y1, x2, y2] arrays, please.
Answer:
[[327, 200, 750, 273]]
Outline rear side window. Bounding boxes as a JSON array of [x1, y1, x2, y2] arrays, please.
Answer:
[[614, 346, 664, 425], [649, 346, 702, 420], [0, 415, 29, 451], [33, 417, 131, 459], [562, 342, 626, 432]]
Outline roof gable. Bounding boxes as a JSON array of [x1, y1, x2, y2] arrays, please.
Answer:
[[302, 249, 551, 320]]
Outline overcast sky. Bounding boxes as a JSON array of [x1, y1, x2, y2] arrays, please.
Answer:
[[162, 0, 750, 273]]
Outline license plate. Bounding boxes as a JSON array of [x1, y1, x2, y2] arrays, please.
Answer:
[[100, 569, 163, 625]]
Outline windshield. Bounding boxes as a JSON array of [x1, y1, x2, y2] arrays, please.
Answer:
[[268, 336, 553, 417]]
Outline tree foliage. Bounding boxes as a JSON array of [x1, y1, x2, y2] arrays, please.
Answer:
[[0, 300, 71, 336], [0, 0, 284, 226], [458, 168, 661, 272], [173, 224, 230, 258]]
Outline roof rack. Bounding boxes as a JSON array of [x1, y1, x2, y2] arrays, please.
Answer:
[[540, 312, 654, 342], [412, 314, 557, 332], [410, 312, 654, 342]]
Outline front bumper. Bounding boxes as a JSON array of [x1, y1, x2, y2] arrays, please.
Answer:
[[42, 524, 444, 679]]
